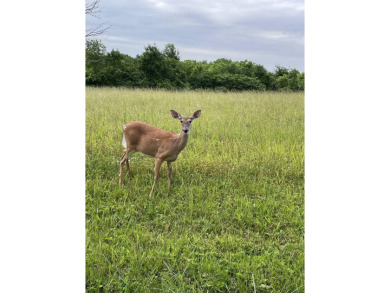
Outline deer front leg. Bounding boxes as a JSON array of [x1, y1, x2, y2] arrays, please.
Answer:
[[167, 161, 173, 193], [149, 158, 163, 197]]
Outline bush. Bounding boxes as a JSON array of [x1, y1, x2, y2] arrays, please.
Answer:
[[85, 41, 304, 91]]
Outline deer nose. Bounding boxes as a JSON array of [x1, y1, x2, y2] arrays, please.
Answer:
[[184, 129, 189, 133]]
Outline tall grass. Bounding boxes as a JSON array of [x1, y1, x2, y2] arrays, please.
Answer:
[[86, 88, 304, 292]]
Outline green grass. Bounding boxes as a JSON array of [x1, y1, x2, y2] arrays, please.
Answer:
[[86, 88, 304, 292]]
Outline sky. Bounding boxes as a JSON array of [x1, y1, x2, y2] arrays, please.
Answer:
[[86, 0, 304, 72]]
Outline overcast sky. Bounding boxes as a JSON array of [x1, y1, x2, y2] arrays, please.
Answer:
[[86, 0, 304, 72]]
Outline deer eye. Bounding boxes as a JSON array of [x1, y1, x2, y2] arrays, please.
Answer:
[[189, 120, 192, 123], [180, 120, 183, 123]]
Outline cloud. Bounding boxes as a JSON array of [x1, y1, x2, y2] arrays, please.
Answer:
[[86, 0, 304, 71]]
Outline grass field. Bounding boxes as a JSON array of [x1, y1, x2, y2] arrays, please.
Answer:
[[86, 88, 304, 292]]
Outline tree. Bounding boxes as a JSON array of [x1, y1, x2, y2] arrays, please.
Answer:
[[139, 44, 165, 86], [84, 40, 305, 91], [253, 64, 272, 89], [86, 0, 111, 38], [276, 75, 289, 91], [85, 39, 107, 85], [287, 69, 300, 91], [274, 65, 289, 78], [163, 44, 180, 61], [297, 72, 305, 91]]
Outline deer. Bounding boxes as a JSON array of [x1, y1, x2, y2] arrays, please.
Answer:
[[119, 109, 202, 197]]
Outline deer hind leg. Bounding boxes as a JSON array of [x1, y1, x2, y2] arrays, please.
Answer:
[[167, 161, 173, 193], [149, 158, 163, 197], [119, 148, 135, 184], [125, 157, 131, 176]]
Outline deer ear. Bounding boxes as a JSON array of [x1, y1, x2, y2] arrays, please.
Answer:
[[192, 109, 202, 119], [170, 110, 182, 119]]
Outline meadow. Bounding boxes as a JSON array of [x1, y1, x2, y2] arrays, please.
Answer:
[[86, 88, 304, 292]]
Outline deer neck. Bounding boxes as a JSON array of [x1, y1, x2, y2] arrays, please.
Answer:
[[176, 131, 189, 150]]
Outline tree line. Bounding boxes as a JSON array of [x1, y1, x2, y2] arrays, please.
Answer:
[[86, 40, 304, 91]]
